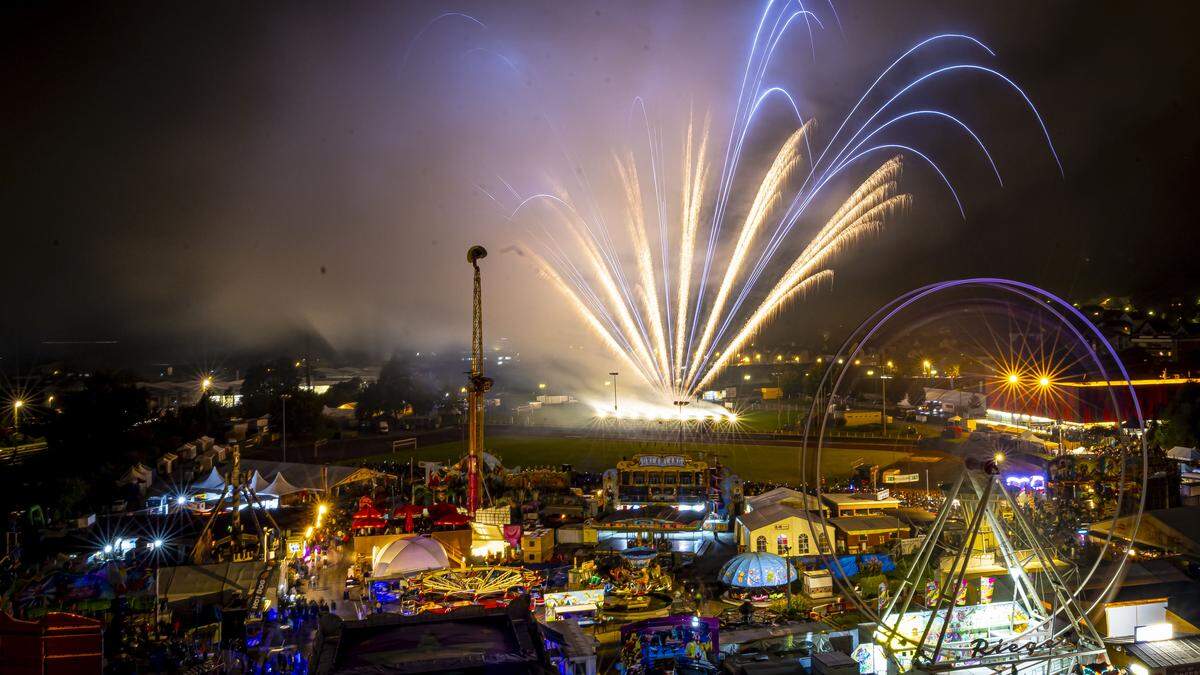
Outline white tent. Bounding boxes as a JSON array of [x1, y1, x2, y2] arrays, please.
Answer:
[[191, 467, 226, 491], [1168, 447, 1200, 462], [262, 472, 303, 497], [371, 536, 449, 578], [248, 471, 273, 494], [117, 463, 155, 492], [157, 560, 270, 604]]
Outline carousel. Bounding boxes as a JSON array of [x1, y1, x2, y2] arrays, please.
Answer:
[[400, 566, 543, 614], [717, 552, 797, 606], [598, 548, 675, 616]]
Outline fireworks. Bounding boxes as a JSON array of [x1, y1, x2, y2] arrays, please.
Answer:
[[467, 3, 1058, 404]]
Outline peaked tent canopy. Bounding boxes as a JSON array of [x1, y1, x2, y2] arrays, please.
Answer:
[[353, 497, 387, 530], [248, 471, 273, 494], [239, 459, 393, 492], [191, 467, 226, 492], [1168, 447, 1200, 462], [262, 472, 304, 497]]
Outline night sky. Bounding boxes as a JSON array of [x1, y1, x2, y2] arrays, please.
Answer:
[[3, 1, 1198, 372]]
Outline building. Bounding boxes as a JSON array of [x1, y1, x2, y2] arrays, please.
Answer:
[[520, 528, 554, 563], [829, 516, 908, 554], [541, 620, 599, 675], [310, 600, 554, 674], [0, 611, 103, 674], [608, 454, 710, 508], [1120, 635, 1200, 675], [736, 503, 835, 556], [589, 505, 709, 554], [984, 377, 1200, 425], [1088, 506, 1200, 558], [821, 492, 901, 518], [744, 487, 828, 516]]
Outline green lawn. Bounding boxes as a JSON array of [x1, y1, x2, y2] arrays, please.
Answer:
[[352, 434, 911, 484]]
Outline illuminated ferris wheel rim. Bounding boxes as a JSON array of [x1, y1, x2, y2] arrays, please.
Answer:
[[800, 278, 1147, 656]]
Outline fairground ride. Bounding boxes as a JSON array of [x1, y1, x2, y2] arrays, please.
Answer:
[[802, 279, 1147, 675]]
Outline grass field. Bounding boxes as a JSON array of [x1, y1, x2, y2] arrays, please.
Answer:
[[351, 434, 912, 484]]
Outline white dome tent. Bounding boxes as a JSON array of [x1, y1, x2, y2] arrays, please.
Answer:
[[371, 536, 450, 578]]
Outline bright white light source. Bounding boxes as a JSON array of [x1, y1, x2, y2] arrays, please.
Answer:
[[1135, 623, 1173, 643]]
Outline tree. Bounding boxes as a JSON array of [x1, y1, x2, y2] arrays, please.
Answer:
[[11, 372, 154, 521], [357, 356, 437, 419], [1152, 383, 1200, 449], [240, 357, 301, 417], [323, 377, 364, 407], [275, 390, 324, 437], [905, 381, 926, 407]]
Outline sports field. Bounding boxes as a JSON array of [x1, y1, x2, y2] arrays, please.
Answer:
[[352, 434, 912, 484]]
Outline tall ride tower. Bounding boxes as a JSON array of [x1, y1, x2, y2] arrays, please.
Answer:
[[466, 245, 492, 516]]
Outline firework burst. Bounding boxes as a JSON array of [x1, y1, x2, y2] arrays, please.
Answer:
[[445, 2, 1059, 405]]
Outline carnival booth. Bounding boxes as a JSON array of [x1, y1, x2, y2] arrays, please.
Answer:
[[392, 504, 424, 533], [718, 552, 797, 605], [351, 497, 387, 533], [620, 615, 720, 674], [874, 601, 1035, 672]]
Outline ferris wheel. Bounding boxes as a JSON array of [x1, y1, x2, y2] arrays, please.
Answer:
[[800, 279, 1148, 675]]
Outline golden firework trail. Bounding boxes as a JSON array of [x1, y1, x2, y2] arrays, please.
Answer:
[[472, 2, 1060, 402]]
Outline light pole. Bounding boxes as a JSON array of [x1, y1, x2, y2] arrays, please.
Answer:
[[12, 399, 23, 436], [280, 394, 291, 463], [609, 372, 619, 413], [672, 400, 690, 454], [151, 538, 165, 629], [781, 541, 793, 609], [201, 377, 212, 431]]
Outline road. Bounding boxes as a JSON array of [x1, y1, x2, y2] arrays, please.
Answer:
[[294, 546, 362, 620]]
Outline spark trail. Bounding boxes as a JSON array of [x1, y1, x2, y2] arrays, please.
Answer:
[[456, 2, 1058, 405]]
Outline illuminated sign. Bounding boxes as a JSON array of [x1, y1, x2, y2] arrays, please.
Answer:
[[544, 589, 605, 622], [884, 473, 920, 484], [638, 455, 686, 467], [1004, 475, 1046, 490], [968, 636, 1065, 659]]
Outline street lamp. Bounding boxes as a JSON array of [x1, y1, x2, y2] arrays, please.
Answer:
[[280, 393, 291, 463], [12, 399, 23, 434], [609, 372, 619, 413], [672, 400, 690, 453], [151, 538, 168, 628]]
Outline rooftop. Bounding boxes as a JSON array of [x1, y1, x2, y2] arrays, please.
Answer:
[[310, 601, 551, 674], [745, 487, 824, 512], [830, 515, 905, 533], [739, 503, 827, 532], [1126, 635, 1200, 670], [821, 492, 900, 505]]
